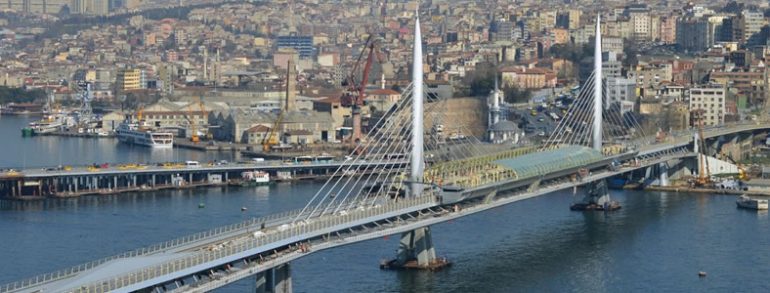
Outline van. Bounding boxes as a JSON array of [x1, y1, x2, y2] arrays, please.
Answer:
[[185, 161, 201, 168], [252, 158, 265, 163]]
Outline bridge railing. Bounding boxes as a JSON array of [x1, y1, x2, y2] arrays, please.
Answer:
[[75, 195, 437, 293], [0, 208, 308, 293]]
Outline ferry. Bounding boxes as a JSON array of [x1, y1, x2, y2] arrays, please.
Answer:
[[736, 195, 768, 210], [233, 171, 271, 187], [115, 121, 174, 148]]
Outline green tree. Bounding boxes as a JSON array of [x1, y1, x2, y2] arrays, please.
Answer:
[[502, 86, 532, 103], [465, 61, 497, 97], [0, 87, 46, 104]]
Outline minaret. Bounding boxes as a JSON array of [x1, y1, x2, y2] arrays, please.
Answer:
[[592, 15, 603, 151], [285, 59, 296, 112], [490, 76, 500, 126], [411, 13, 424, 197], [203, 48, 208, 81]]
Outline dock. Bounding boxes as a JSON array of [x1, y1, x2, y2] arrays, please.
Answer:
[[645, 185, 770, 196]]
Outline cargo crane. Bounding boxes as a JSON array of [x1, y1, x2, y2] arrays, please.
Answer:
[[342, 35, 384, 143]]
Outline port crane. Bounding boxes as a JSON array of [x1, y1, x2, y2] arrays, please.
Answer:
[[342, 35, 385, 143]]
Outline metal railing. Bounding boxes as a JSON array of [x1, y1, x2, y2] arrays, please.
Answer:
[[72, 196, 436, 293], [0, 208, 307, 293]]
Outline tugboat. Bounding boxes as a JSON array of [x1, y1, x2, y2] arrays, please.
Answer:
[[570, 180, 622, 211]]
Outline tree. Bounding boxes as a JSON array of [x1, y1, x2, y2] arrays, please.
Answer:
[[502, 86, 532, 103], [0, 87, 46, 104], [465, 61, 497, 97]]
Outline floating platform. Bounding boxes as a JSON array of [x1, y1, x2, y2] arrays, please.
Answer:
[[570, 201, 622, 211], [379, 258, 451, 271]]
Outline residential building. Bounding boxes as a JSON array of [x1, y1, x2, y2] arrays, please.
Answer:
[[688, 84, 725, 126], [115, 68, 145, 92], [276, 35, 315, 59], [500, 67, 557, 89], [676, 18, 714, 52]]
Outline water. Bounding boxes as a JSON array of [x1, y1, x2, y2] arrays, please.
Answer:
[[2, 116, 770, 292], [0, 115, 237, 168]]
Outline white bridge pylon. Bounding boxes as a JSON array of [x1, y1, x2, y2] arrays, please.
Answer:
[[542, 15, 646, 152]]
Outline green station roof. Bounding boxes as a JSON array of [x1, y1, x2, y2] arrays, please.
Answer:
[[493, 146, 604, 179]]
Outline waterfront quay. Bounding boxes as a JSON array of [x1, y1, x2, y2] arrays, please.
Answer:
[[0, 160, 404, 199]]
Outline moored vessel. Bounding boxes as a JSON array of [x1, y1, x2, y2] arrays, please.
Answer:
[[231, 171, 271, 187], [115, 120, 173, 148], [736, 195, 768, 210]]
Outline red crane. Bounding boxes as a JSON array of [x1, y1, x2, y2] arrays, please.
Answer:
[[342, 35, 383, 142]]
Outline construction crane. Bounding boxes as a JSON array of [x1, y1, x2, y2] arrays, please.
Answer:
[[262, 60, 292, 152], [342, 35, 384, 142], [187, 104, 199, 143], [198, 95, 211, 140], [694, 109, 712, 186]]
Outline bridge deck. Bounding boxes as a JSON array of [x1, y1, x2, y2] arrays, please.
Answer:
[[3, 145, 697, 293]]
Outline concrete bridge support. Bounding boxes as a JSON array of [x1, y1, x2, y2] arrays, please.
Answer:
[[255, 263, 292, 293], [395, 226, 437, 268], [659, 162, 670, 187]]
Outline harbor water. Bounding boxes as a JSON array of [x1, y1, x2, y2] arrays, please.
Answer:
[[1, 115, 770, 292]]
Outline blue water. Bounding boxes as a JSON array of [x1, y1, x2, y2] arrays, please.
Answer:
[[1, 115, 769, 292]]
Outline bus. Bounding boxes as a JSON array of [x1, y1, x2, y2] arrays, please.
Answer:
[[294, 156, 314, 164], [315, 155, 334, 163]]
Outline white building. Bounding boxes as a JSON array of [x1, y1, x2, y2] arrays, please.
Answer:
[[688, 84, 725, 126], [606, 77, 636, 113]]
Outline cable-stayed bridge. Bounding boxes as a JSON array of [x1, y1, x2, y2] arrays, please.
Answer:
[[2, 16, 769, 293]]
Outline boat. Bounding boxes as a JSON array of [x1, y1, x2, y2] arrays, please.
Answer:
[[232, 171, 271, 187], [736, 195, 768, 210], [115, 120, 174, 148]]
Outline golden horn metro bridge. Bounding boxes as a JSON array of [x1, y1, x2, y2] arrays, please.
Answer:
[[1, 121, 767, 293]]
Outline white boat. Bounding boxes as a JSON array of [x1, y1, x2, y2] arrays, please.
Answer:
[[236, 171, 271, 186], [736, 195, 769, 210], [29, 120, 63, 134], [116, 121, 173, 148]]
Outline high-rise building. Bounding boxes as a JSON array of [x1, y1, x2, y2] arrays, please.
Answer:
[[70, 0, 109, 15], [568, 9, 582, 30], [276, 35, 315, 59], [660, 15, 678, 44], [688, 84, 725, 126], [676, 18, 714, 52], [741, 10, 765, 45], [4, 0, 70, 14], [491, 19, 514, 42], [116, 68, 145, 92]]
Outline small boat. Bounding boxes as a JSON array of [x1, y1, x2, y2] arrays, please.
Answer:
[[736, 195, 768, 210]]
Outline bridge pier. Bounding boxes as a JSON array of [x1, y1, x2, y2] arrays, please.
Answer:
[[255, 263, 292, 293], [382, 226, 449, 270], [659, 162, 670, 187]]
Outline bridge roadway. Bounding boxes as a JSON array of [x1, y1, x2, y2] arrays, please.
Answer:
[[4, 120, 765, 180], [5, 160, 399, 179], [2, 145, 695, 293]]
